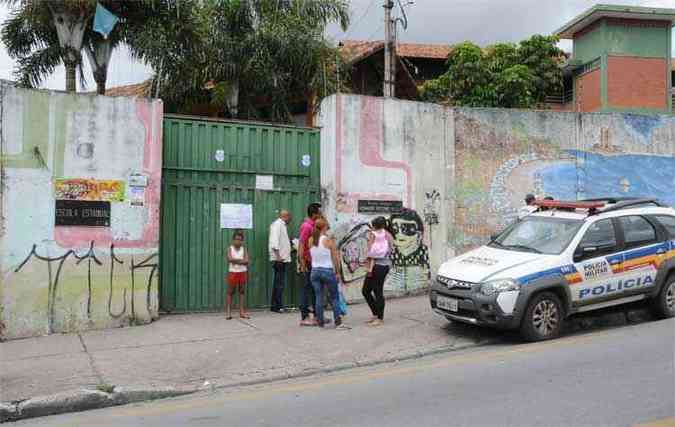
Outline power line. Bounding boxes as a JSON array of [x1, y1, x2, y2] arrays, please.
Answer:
[[342, 0, 379, 40], [366, 22, 385, 42]]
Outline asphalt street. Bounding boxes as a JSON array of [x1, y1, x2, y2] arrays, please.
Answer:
[[19, 318, 675, 427]]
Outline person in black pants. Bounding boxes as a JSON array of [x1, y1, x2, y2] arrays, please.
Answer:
[[362, 217, 394, 326], [269, 210, 292, 313]]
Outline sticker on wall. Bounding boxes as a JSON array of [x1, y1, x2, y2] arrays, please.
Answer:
[[215, 150, 225, 163], [54, 179, 125, 202], [129, 187, 145, 207], [128, 174, 148, 187], [220, 203, 253, 229], [301, 154, 311, 167], [255, 175, 274, 191]]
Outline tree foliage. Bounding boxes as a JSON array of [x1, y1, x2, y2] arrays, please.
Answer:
[[2, 0, 353, 123], [419, 35, 563, 109], [1, 0, 171, 93], [128, 0, 350, 122]]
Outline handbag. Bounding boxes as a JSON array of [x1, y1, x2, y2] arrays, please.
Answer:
[[337, 286, 348, 316]]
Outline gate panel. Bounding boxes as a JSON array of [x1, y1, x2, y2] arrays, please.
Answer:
[[160, 116, 320, 312]]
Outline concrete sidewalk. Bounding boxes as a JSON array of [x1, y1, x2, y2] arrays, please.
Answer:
[[0, 295, 496, 405]]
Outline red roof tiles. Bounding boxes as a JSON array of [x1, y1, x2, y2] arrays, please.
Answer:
[[102, 80, 152, 97], [340, 40, 451, 63]]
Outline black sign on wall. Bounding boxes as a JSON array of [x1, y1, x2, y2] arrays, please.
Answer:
[[55, 200, 111, 227], [357, 200, 403, 214]]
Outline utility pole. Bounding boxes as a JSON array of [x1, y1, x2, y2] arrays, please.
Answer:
[[383, 0, 395, 98]]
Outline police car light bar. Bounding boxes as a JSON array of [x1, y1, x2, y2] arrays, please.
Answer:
[[532, 200, 605, 210]]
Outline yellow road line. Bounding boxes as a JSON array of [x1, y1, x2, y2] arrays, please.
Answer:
[[634, 417, 675, 427]]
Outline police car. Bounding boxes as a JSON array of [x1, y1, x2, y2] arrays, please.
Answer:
[[430, 198, 675, 341]]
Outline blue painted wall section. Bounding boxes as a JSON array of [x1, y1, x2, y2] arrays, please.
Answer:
[[454, 109, 675, 252]]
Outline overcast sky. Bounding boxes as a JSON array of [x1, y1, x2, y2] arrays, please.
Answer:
[[0, 0, 673, 91]]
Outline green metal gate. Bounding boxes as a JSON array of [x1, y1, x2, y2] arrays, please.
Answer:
[[160, 115, 321, 312]]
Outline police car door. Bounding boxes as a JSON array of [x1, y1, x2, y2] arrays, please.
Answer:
[[614, 215, 663, 297], [572, 218, 621, 305]]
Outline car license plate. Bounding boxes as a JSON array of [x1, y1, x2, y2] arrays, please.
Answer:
[[437, 295, 459, 312]]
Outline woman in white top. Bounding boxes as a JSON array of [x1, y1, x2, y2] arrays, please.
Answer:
[[308, 218, 350, 329]]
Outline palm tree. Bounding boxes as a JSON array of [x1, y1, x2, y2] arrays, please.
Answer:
[[1, 0, 95, 92], [1, 0, 160, 94], [129, 0, 350, 121]]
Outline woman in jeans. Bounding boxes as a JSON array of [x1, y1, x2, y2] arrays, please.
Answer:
[[362, 216, 394, 326], [309, 218, 350, 330]]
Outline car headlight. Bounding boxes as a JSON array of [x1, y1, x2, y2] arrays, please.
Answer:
[[480, 279, 520, 296]]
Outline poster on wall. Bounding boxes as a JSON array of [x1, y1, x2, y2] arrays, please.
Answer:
[[255, 175, 274, 191], [220, 204, 253, 229], [55, 200, 111, 227], [54, 179, 125, 202]]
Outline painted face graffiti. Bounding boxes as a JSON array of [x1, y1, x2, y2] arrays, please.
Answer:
[[389, 210, 430, 269], [391, 218, 421, 257]]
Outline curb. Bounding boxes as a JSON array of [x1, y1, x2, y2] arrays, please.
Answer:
[[0, 339, 491, 423], [202, 338, 494, 393], [0, 386, 197, 423], [1, 306, 650, 422]]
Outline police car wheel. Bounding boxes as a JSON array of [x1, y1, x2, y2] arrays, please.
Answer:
[[652, 276, 675, 319], [520, 292, 563, 342]]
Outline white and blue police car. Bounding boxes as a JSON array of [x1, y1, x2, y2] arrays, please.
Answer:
[[430, 198, 675, 341]]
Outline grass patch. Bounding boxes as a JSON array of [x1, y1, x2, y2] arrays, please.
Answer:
[[96, 383, 115, 394]]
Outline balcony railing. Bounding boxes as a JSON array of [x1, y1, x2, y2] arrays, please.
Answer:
[[545, 89, 574, 104]]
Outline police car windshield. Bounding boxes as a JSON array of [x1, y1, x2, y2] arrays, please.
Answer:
[[491, 217, 583, 255]]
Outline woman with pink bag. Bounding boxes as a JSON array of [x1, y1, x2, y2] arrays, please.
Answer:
[[362, 216, 394, 326]]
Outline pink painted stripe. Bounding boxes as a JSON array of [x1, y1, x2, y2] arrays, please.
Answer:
[[334, 95, 412, 209]]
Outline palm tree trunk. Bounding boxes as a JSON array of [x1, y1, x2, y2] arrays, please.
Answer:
[[65, 62, 76, 92], [95, 68, 107, 95]]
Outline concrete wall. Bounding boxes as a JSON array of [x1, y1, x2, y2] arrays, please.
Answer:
[[0, 83, 163, 340], [320, 94, 675, 297], [319, 95, 454, 301]]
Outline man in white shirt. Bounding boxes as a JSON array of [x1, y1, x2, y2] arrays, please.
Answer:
[[269, 210, 292, 313], [518, 193, 537, 220]]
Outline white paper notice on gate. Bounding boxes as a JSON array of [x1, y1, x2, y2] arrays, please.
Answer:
[[220, 204, 253, 229]]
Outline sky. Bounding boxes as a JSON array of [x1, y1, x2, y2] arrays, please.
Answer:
[[0, 0, 673, 92]]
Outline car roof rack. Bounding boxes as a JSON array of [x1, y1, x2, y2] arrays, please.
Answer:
[[579, 197, 642, 204], [531, 198, 666, 216], [595, 198, 665, 214]]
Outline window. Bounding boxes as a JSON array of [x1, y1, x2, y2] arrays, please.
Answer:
[[619, 216, 657, 248], [579, 219, 617, 251], [654, 215, 675, 238], [491, 217, 583, 255]]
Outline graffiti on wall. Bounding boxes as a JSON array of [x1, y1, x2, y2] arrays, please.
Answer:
[[1, 84, 162, 339], [336, 208, 430, 292], [54, 179, 126, 202], [334, 96, 413, 213], [454, 109, 675, 252], [338, 222, 371, 283], [13, 242, 158, 333]]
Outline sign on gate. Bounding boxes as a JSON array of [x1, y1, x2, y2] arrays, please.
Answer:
[[220, 203, 253, 229]]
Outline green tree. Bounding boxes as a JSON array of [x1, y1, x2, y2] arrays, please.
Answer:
[[517, 34, 564, 103], [1, 0, 164, 93], [419, 35, 563, 109], [128, 0, 350, 122]]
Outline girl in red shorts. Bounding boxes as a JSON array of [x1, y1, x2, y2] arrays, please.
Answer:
[[226, 231, 249, 319]]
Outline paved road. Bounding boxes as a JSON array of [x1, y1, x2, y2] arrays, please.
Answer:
[[20, 318, 675, 427]]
